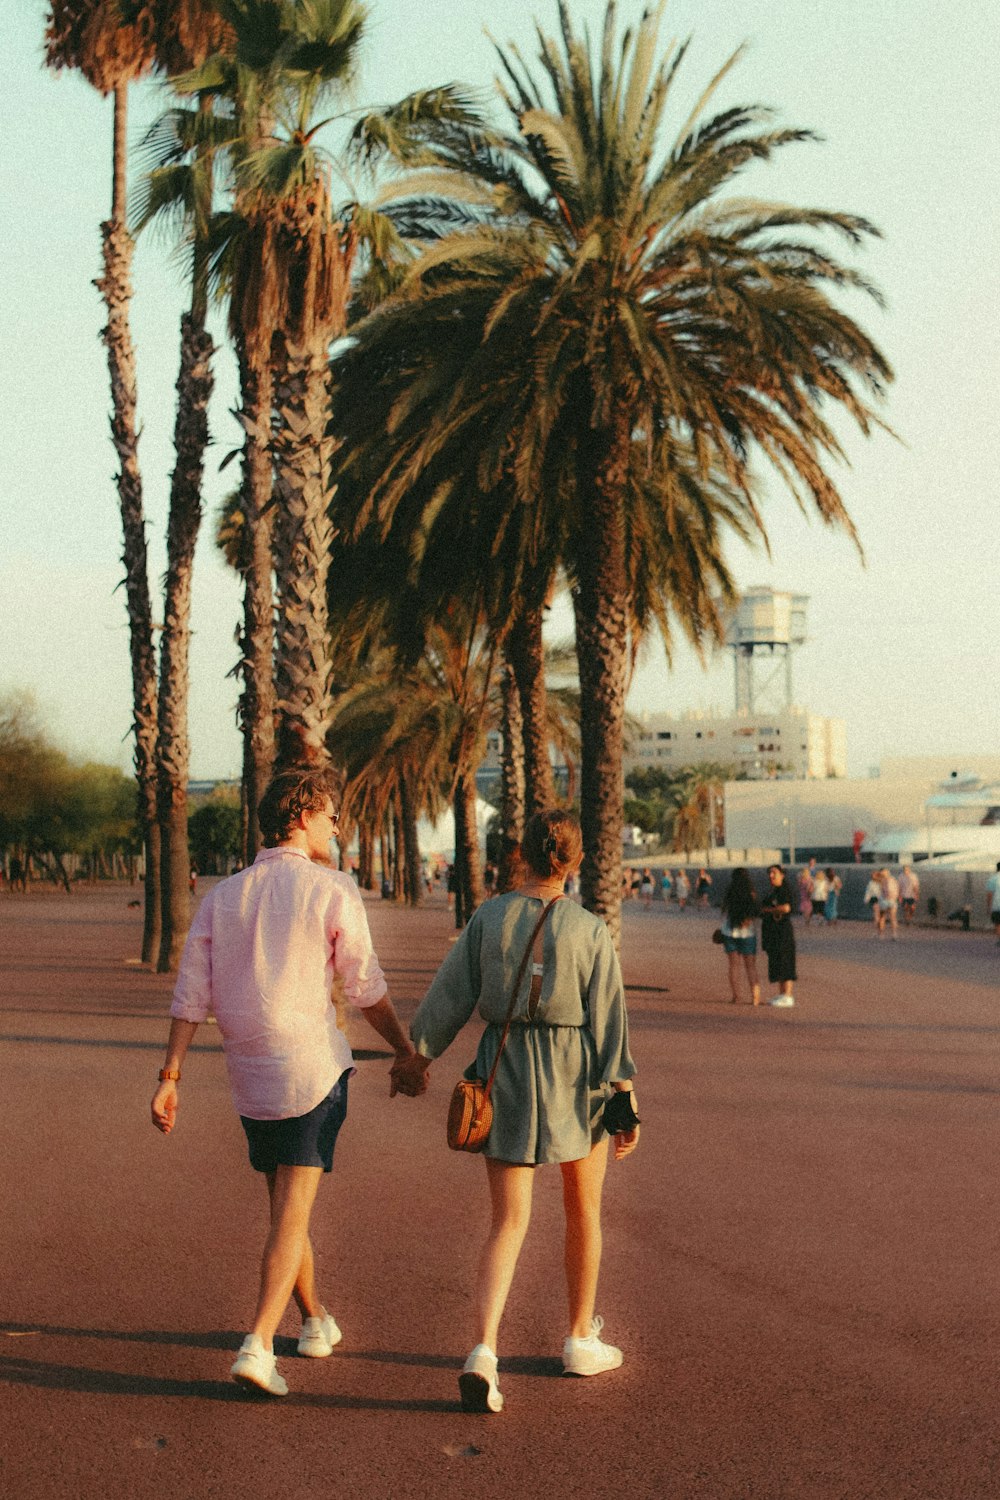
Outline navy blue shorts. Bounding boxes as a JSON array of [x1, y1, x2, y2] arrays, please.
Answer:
[[723, 933, 757, 955], [240, 1075, 349, 1174]]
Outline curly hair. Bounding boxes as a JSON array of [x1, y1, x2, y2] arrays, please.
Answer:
[[257, 766, 341, 848]]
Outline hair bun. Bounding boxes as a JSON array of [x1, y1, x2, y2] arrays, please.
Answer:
[[543, 834, 558, 855]]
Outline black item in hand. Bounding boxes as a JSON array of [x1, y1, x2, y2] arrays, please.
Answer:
[[603, 1090, 641, 1134]]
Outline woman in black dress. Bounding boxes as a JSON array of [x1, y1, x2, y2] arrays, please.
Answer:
[[760, 864, 796, 1008]]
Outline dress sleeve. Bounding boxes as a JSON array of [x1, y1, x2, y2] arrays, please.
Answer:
[[585, 922, 636, 1086], [410, 909, 483, 1060], [170, 889, 214, 1022]]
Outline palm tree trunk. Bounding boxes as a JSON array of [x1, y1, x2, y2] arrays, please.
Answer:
[[453, 774, 483, 925], [236, 344, 276, 859], [97, 80, 159, 963], [507, 599, 555, 815], [391, 795, 405, 901], [379, 823, 390, 894], [358, 822, 374, 889], [498, 662, 525, 893], [573, 411, 631, 950], [271, 340, 336, 768], [400, 773, 422, 906], [156, 309, 214, 971]]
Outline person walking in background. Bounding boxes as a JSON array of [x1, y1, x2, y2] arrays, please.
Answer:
[[877, 867, 899, 940], [719, 868, 761, 1006], [823, 868, 842, 924], [986, 862, 1000, 943], [639, 867, 654, 907], [761, 864, 797, 1008], [675, 869, 690, 909], [897, 865, 920, 925], [864, 871, 883, 933], [695, 868, 713, 907], [660, 869, 673, 906], [811, 866, 830, 924], [150, 766, 426, 1398], [798, 861, 815, 922], [408, 810, 639, 1414]]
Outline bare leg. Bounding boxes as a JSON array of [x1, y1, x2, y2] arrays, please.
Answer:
[[250, 1164, 323, 1348], [726, 950, 742, 1002], [561, 1137, 609, 1338], [743, 952, 760, 1006], [474, 1160, 535, 1353], [265, 1170, 324, 1322]]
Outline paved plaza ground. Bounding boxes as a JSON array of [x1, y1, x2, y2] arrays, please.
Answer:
[[1, 883, 998, 1499]]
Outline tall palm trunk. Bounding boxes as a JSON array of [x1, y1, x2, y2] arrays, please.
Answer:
[[236, 343, 276, 860], [96, 80, 159, 962], [156, 307, 214, 971], [498, 662, 525, 892], [358, 822, 374, 889], [453, 773, 483, 926], [400, 773, 422, 906], [507, 596, 555, 815], [391, 795, 405, 900], [573, 409, 631, 950], [271, 341, 336, 768]]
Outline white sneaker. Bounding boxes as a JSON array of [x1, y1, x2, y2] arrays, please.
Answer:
[[297, 1310, 342, 1358], [459, 1344, 504, 1412], [769, 994, 795, 1008], [562, 1316, 623, 1376], [230, 1334, 288, 1396]]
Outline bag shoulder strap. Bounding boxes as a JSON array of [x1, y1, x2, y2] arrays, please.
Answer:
[[483, 895, 562, 1104]]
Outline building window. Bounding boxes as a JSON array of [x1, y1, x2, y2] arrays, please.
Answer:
[[657, 731, 672, 740]]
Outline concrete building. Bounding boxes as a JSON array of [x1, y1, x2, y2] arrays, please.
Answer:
[[626, 706, 846, 781]]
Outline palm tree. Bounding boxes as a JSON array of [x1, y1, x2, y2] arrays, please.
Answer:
[[134, 17, 236, 970], [334, 0, 890, 945], [177, 0, 484, 793], [44, 0, 162, 960]]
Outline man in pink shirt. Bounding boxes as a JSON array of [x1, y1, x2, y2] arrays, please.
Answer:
[[150, 767, 426, 1397]]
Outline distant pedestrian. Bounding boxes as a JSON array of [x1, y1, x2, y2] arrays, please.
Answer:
[[864, 872, 882, 932], [877, 869, 899, 940], [823, 869, 842, 924], [695, 868, 713, 907], [660, 869, 673, 905], [9, 853, 26, 893], [798, 864, 814, 921], [810, 866, 829, 923], [639, 868, 654, 907], [761, 864, 796, 1007], [719, 868, 761, 1006], [484, 862, 497, 897], [986, 862, 1000, 943], [675, 870, 690, 909], [897, 865, 920, 925]]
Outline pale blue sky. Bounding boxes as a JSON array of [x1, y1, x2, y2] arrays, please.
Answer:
[[2, 0, 997, 778]]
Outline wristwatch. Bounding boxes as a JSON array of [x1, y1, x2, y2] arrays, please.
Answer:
[[158, 1068, 181, 1082]]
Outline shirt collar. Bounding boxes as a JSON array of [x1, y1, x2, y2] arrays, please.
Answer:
[[253, 845, 311, 864]]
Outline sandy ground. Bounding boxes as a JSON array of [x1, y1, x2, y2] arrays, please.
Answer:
[[1, 884, 998, 1500]]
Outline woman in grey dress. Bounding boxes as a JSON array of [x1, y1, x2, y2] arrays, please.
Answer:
[[410, 810, 640, 1414]]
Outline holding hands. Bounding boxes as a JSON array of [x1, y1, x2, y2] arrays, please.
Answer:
[[390, 1049, 431, 1098]]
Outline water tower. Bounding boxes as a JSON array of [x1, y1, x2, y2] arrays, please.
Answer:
[[723, 588, 808, 715]]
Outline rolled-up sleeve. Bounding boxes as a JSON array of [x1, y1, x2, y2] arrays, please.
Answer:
[[171, 891, 214, 1022], [331, 881, 388, 1009], [410, 911, 482, 1060], [586, 925, 636, 1086]]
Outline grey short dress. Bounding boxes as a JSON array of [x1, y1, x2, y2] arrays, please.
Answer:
[[410, 893, 636, 1165]]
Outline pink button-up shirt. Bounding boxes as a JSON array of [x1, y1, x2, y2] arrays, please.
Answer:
[[171, 847, 388, 1120]]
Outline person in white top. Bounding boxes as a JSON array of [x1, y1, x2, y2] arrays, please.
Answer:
[[864, 872, 883, 933], [150, 766, 427, 1398]]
